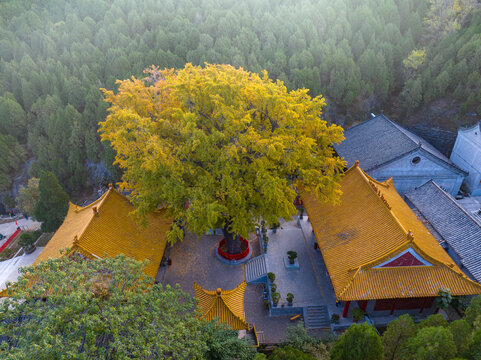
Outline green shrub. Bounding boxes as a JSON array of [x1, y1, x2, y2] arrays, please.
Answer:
[[18, 232, 36, 248], [352, 307, 364, 322], [269, 346, 315, 360]]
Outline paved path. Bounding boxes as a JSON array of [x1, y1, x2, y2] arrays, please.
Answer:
[[0, 247, 44, 292], [0, 218, 41, 248], [161, 233, 246, 296], [265, 217, 325, 307]]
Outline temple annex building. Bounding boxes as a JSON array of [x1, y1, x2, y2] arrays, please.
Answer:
[[302, 162, 481, 319]]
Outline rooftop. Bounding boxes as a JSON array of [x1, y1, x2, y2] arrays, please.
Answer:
[[335, 114, 464, 173], [33, 188, 172, 278], [405, 181, 481, 283], [301, 163, 481, 301]]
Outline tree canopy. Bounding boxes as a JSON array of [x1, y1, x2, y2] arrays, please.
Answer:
[[330, 323, 383, 360], [100, 63, 344, 251], [33, 171, 69, 232], [0, 255, 255, 359]]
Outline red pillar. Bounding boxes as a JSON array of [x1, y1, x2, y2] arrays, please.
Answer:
[[390, 299, 398, 315], [361, 300, 368, 312], [342, 301, 350, 318], [419, 298, 428, 314]]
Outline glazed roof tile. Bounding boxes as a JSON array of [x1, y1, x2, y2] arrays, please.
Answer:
[[302, 164, 481, 301], [33, 189, 172, 278], [194, 281, 248, 330]]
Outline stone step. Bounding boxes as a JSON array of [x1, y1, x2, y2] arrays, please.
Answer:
[[245, 254, 267, 284], [304, 305, 330, 329]]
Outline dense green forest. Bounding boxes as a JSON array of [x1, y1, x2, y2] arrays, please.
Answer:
[[0, 0, 479, 195]]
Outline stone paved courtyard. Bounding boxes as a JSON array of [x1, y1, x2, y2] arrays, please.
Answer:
[[160, 215, 335, 343]]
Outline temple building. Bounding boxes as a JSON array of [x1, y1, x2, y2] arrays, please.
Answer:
[[33, 187, 173, 279], [450, 121, 481, 196], [335, 114, 466, 195], [302, 163, 481, 319], [194, 281, 258, 346]]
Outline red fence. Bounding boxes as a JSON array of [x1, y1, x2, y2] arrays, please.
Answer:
[[0, 228, 21, 255]]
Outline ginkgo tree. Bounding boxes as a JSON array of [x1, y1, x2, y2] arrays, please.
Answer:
[[100, 63, 345, 255]]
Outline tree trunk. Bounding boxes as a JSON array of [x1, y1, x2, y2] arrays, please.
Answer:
[[222, 223, 241, 255]]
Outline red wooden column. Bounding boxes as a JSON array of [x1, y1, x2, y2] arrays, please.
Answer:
[[361, 300, 368, 312], [342, 301, 350, 318], [390, 298, 398, 315], [419, 298, 428, 314]]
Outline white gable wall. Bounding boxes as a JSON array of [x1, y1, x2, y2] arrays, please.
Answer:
[[450, 126, 481, 196], [369, 150, 464, 196]]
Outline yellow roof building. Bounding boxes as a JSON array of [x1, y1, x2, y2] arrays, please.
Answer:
[[33, 188, 172, 279], [302, 163, 481, 301], [193, 281, 249, 330]]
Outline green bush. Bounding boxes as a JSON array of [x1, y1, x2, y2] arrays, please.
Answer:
[[352, 307, 364, 322], [267, 272, 276, 283], [18, 232, 36, 249], [268, 346, 315, 360]]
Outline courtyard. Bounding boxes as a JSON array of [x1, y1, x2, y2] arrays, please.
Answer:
[[159, 214, 337, 343]]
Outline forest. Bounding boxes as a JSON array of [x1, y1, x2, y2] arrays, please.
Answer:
[[0, 0, 479, 195]]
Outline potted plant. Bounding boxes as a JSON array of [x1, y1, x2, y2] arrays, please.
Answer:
[[19, 232, 37, 254], [352, 307, 364, 323], [263, 236, 269, 252], [287, 251, 298, 264], [331, 314, 340, 324], [286, 293, 294, 306], [271, 292, 280, 307], [270, 283, 277, 293], [267, 272, 276, 283], [271, 222, 279, 234]]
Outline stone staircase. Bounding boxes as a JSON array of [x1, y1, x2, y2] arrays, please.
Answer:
[[245, 254, 267, 284], [303, 305, 330, 329]]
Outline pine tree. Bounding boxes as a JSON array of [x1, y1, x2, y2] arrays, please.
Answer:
[[34, 171, 69, 232]]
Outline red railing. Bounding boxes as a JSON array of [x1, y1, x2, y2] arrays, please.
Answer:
[[0, 228, 21, 255], [217, 238, 250, 261]]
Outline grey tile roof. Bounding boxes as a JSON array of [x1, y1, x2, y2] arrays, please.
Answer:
[[335, 114, 464, 173], [405, 181, 481, 283]]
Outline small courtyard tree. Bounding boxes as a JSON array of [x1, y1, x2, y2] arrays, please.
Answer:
[[100, 64, 345, 254]]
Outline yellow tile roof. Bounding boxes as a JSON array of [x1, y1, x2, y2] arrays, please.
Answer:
[[302, 163, 481, 301], [33, 189, 172, 279], [193, 281, 249, 330]]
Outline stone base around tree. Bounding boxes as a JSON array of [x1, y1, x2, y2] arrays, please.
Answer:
[[216, 240, 252, 265]]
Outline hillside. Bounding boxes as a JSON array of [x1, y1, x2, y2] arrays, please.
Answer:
[[0, 0, 479, 197]]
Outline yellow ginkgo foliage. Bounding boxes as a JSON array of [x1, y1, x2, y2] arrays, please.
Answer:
[[100, 63, 345, 254]]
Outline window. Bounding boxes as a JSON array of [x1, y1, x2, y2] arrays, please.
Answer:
[[411, 156, 421, 164]]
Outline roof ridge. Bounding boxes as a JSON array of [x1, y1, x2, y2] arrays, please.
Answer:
[[354, 164, 453, 269], [75, 189, 114, 246], [440, 262, 481, 288], [383, 116, 420, 148], [338, 267, 360, 299], [429, 181, 481, 227], [72, 192, 108, 212], [354, 164, 410, 235], [193, 282, 248, 328]]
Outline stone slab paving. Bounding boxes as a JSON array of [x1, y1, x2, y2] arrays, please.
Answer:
[[161, 222, 333, 343], [265, 216, 326, 308], [162, 232, 246, 297]]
